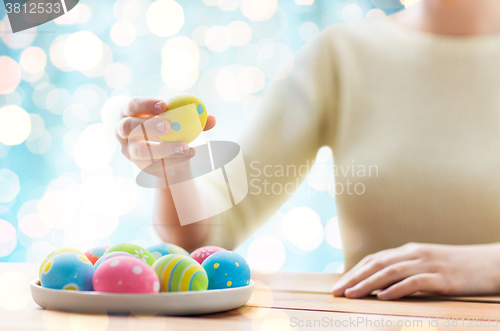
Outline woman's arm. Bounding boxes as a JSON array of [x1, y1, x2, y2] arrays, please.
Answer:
[[114, 98, 216, 252], [152, 27, 340, 251]]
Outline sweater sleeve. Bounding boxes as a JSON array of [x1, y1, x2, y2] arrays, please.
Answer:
[[202, 27, 338, 250]]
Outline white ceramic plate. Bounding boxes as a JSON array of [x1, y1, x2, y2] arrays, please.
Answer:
[[30, 279, 254, 316]]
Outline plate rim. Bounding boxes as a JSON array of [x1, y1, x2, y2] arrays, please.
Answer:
[[30, 278, 255, 297]]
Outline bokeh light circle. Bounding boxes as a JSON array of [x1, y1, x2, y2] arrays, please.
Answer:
[[146, 0, 184, 37], [342, 4, 363, 22], [161, 37, 199, 90], [114, 0, 143, 21], [238, 67, 265, 94], [20, 47, 47, 74], [114, 177, 138, 215], [46, 88, 72, 115], [25, 129, 52, 154], [192, 26, 208, 46], [105, 63, 132, 89], [82, 43, 114, 78], [64, 31, 103, 71], [63, 104, 90, 130], [0, 219, 17, 257], [205, 25, 231, 52], [111, 20, 137, 46], [246, 235, 286, 273], [216, 65, 247, 102], [282, 207, 324, 251], [18, 214, 51, 238], [73, 84, 109, 121], [1, 17, 37, 49], [0, 169, 20, 203], [241, 0, 278, 21], [5, 90, 22, 106], [0, 105, 31, 146], [74, 123, 117, 171], [37, 189, 76, 229], [366, 8, 386, 17], [49, 34, 72, 72], [101, 95, 131, 133], [227, 21, 252, 47], [299, 22, 319, 42], [0, 271, 30, 310], [324, 217, 343, 249], [401, 0, 422, 7], [0, 56, 22, 95]]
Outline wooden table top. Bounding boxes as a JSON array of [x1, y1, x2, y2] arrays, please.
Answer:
[[1, 263, 499, 331]]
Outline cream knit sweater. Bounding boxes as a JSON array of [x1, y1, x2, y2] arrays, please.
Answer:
[[203, 16, 500, 271]]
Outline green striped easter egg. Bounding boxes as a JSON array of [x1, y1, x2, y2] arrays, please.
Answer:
[[152, 254, 208, 292]]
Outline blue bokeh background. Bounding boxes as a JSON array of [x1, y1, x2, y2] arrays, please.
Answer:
[[0, 0, 405, 271]]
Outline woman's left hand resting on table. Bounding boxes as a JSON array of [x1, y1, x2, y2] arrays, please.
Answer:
[[332, 242, 500, 300]]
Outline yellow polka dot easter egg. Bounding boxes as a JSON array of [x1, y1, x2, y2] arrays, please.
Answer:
[[156, 94, 208, 144]]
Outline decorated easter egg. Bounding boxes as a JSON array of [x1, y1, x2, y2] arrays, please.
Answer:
[[104, 243, 156, 266], [84, 246, 109, 265], [39, 247, 85, 278], [147, 243, 189, 260], [156, 94, 208, 144], [93, 256, 160, 294], [201, 251, 251, 290], [94, 251, 133, 270], [152, 254, 208, 292], [190, 246, 226, 264], [40, 252, 94, 291]]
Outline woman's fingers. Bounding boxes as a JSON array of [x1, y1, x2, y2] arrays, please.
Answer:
[[129, 140, 191, 161], [135, 149, 196, 175], [377, 274, 442, 300], [343, 260, 424, 298], [122, 98, 167, 118], [204, 115, 216, 131], [117, 117, 171, 139], [332, 249, 418, 297]]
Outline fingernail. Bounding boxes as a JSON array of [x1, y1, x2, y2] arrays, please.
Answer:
[[154, 101, 164, 113], [378, 291, 388, 299], [156, 121, 165, 133], [345, 288, 356, 297], [175, 146, 185, 155]]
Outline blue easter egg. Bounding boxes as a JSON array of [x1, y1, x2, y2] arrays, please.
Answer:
[[40, 252, 94, 291], [147, 243, 189, 260], [201, 251, 251, 290], [94, 251, 133, 269]]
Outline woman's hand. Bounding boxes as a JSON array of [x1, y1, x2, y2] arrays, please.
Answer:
[[332, 242, 500, 300], [115, 98, 216, 176]]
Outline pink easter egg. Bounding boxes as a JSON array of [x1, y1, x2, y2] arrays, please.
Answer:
[[93, 256, 160, 294], [190, 246, 226, 264]]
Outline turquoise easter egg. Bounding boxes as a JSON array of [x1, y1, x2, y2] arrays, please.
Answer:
[[40, 252, 94, 291], [147, 243, 189, 260], [201, 251, 251, 290], [152, 254, 208, 292], [39, 247, 85, 278]]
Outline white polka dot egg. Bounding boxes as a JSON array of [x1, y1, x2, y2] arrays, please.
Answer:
[[93, 256, 160, 294]]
